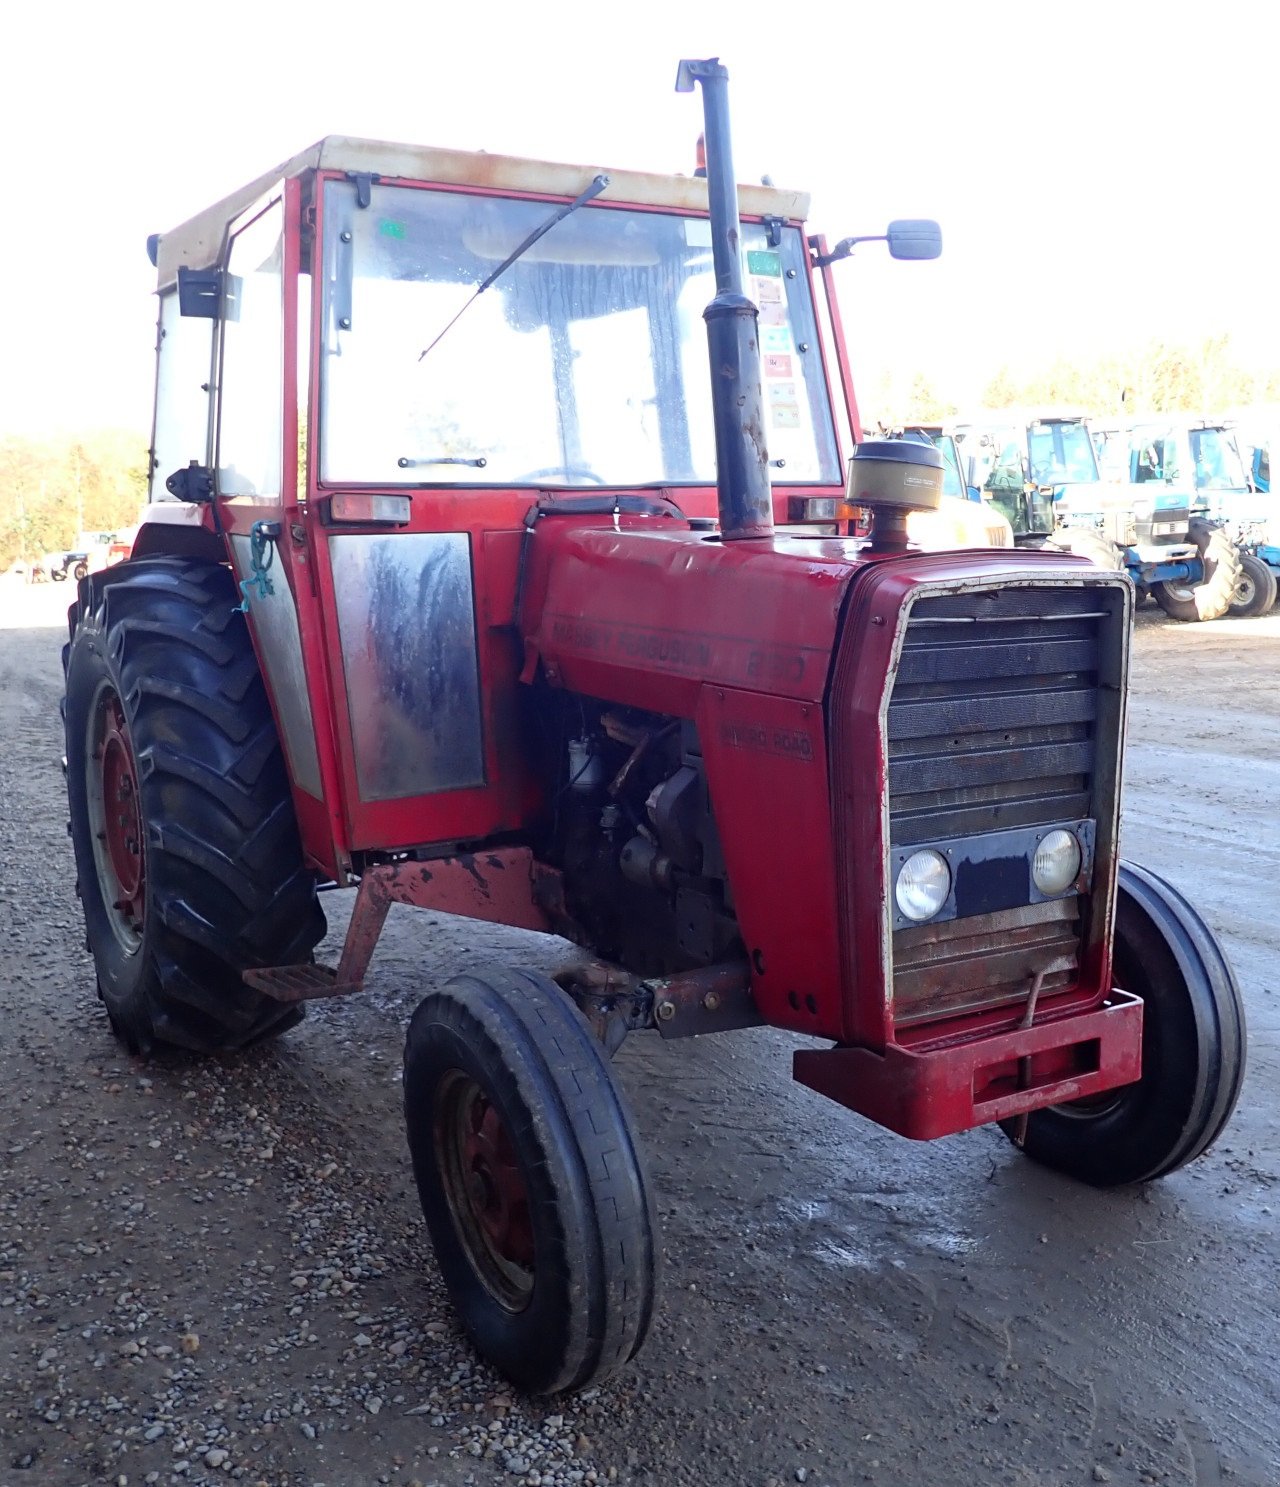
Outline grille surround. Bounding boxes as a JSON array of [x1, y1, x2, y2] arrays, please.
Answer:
[[883, 580, 1129, 1031]]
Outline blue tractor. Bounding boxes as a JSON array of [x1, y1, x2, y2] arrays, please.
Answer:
[[1102, 418, 1277, 618], [953, 413, 1243, 622]]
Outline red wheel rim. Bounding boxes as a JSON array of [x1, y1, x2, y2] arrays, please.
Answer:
[[87, 685, 146, 950], [434, 1072, 535, 1310]]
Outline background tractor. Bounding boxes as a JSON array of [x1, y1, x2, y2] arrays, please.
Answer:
[[1095, 416, 1278, 617], [954, 412, 1243, 620], [61, 59, 1245, 1394]]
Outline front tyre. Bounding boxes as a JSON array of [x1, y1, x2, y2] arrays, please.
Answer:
[[63, 557, 326, 1053], [404, 966, 658, 1394], [1000, 862, 1245, 1185], [1152, 522, 1242, 622], [1228, 552, 1278, 618]]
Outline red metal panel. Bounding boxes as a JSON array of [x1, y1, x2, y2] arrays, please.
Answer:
[[522, 522, 859, 713], [793, 991, 1143, 1140], [695, 687, 842, 1036]]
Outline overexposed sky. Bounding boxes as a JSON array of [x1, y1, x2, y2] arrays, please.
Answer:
[[3, 0, 1276, 438]]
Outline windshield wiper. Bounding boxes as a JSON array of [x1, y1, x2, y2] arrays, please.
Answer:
[[417, 174, 609, 364], [397, 455, 489, 469]]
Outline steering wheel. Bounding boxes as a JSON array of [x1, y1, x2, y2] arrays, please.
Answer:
[[514, 466, 607, 486]]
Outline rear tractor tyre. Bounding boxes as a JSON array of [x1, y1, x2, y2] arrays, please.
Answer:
[[72, 560, 90, 582], [62, 556, 326, 1054], [1152, 522, 1242, 622], [1228, 552, 1278, 618], [1000, 862, 1245, 1185], [404, 965, 658, 1394]]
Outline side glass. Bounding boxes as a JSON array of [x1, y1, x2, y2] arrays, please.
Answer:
[[150, 291, 214, 502], [218, 201, 284, 500]]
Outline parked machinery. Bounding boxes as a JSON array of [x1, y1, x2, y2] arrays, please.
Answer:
[[1097, 417, 1277, 617], [61, 60, 1245, 1393], [955, 412, 1243, 620]]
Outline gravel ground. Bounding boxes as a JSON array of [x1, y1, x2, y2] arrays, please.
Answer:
[[2, 574, 1277, 1487]]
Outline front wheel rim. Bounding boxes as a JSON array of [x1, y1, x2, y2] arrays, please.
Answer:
[[85, 682, 146, 953], [434, 1071, 535, 1312]]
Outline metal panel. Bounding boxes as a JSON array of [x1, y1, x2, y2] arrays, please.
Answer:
[[330, 533, 485, 801], [229, 536, 322, 799]]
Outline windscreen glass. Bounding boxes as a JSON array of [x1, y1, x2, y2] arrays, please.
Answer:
[[1188, 427, 1247, 489], [1027, 421, 1099, 484], [318, 179, 840, 487]]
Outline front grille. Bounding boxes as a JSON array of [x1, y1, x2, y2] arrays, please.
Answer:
[[886, 584, 1119, 1028]]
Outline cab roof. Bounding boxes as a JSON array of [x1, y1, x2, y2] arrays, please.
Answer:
[[152, 134, 812, 290]]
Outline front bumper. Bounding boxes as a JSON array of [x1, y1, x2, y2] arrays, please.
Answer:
[[794, 989, 1142, 1139]]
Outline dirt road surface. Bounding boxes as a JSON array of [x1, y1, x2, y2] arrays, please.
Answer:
[[2, 574, 1277, 1487]]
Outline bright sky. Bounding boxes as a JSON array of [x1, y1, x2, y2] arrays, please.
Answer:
[[3, 0, 1276, 439]]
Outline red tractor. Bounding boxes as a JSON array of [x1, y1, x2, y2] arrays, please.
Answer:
[[63, 59, 1244, 1395]]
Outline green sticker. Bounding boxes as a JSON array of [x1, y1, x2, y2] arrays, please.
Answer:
[[746, 249, 782, 276], [379, 220, 407, 239]]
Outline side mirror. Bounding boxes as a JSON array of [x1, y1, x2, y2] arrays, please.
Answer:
[[886, 219, 942, 261], [812, 218, 942, 267]]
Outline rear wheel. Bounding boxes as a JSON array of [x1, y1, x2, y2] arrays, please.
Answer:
[[1152, 522, 1242, 621], [72, 560, 89, 581], [404, 966, 658, 1394], [1000, 862, 1245, 1185], [1228, 552, 1278, 618], [63, 556, 325, 1053]]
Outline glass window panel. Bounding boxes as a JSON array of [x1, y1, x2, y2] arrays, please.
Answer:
[[219, 202, 284, 500], [319, 181, 840, 487]]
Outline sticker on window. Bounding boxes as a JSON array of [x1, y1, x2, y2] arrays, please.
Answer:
[[379, 220, 407, 240], [771, 404, 801, 430], [764, 353, 793, 378], [767, 382, 798, 405], [758, 303, 788, 328], [761, 327, 792, 354], [747, 249, 782, 277], [754, 278, 783, 304]]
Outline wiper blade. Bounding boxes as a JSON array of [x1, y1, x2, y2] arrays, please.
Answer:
[[417, 174, 609, 363], [397, 455, 488, 469]]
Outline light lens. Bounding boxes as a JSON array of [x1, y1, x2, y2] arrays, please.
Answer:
[[1033, 829, 1082, 895], [895, 849, 951, 922]]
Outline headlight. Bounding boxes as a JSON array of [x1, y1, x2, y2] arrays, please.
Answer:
[[895, 849, 951, 923], [1033, 829, 1082, 895]]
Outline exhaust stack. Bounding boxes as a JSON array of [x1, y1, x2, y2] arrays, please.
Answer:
[[676, 58, 773, 541]]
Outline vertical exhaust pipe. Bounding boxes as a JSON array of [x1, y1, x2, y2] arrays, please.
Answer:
[[676, 58, 774, 540]]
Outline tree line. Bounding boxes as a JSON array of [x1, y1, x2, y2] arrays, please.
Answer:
[[0, 431, 149, 571], [871, 334, 1280, 429]]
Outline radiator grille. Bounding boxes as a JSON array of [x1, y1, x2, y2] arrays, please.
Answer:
[[886, 585, 1116, 1027]]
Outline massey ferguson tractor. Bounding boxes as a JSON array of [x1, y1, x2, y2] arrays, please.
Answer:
[[63, 60, 1245, 1395]]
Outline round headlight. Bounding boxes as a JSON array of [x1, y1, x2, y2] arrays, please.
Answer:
[[1033, 829, 1082, 895], [895, 849, 951, 922]]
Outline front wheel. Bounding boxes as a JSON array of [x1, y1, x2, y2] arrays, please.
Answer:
[[1228, 552, 1278, 618], [1151, 523, 1242, 622], [1000, 862, 1245, 1185], [404, 966, 658, 1394]]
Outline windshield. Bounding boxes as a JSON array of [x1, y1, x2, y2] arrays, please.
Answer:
[[1189, 427, 1248, 490], [1027, 421, 1099, 484], [318, 179, 840, 487]]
